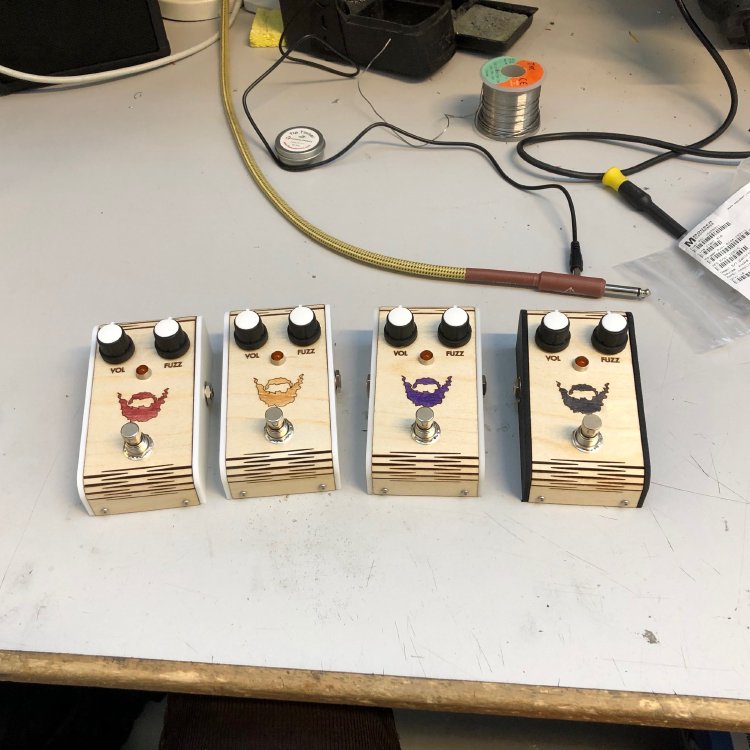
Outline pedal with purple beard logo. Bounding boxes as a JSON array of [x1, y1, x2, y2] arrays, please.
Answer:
[[77, 315, 213, 516], [366, 306, 484, 497], [220, 305, 340, 500], [515, 310, 650, 507]]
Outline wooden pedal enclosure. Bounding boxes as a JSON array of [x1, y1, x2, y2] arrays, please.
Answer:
[[77, 315, 211, 516], [515, 310, 650, 507], [220, 304, 340, 499], [366, 306, 484, 497]]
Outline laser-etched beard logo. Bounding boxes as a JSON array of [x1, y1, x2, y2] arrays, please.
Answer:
[[117, 389, 169, 422], [254, 375, 304, 407], [402, 376, 453, 408], [556, 382, 610, 414]]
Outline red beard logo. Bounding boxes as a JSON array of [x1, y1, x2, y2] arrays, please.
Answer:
[[117, 389, 169, 422]]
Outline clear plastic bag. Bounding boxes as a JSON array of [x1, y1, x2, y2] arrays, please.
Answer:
[[616, 248, 750, 352]]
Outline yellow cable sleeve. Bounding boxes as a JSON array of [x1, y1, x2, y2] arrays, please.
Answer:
[[602, 167, 628, 192], [219, 0, 465, 282]]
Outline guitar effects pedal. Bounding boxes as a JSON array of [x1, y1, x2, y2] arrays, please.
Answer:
[[366, 306, 484, 497], [77, 316, 212, 515], [220, 304, 340, 499], [515, 310, 650, 507]]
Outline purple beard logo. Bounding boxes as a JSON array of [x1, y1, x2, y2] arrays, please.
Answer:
[[402, 375, 452, 407], [556, 382, 610, 414]]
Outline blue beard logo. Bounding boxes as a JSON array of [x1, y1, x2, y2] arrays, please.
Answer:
[[402, 375, 453, 407], [556, 381, 610, 414]]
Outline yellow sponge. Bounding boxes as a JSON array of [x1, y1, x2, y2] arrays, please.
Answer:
[[249, 8, 283, 48]]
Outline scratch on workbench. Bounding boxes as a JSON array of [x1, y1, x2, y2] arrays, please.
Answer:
[[395, 621, 406, 660], [650, 510, 674, 552], [0, 452, 58, 593], [482, 512, 523, 541], [473, 634, 493, 674], [661, 333, 674, 388], [611, 658, 627, 687], [651, 482, 749, 505], [680, 567, 696, 581], [690, 454, 712, 480], [409, 636, 426, 677], [736, 506, 748, 612], [710, 450, 721, 494], [366, 559, 375, 587], [426, 560, 438, 591]]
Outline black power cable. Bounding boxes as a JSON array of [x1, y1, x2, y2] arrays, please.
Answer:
[[515, 0, 750, 183], [241, 34, 584, 272]]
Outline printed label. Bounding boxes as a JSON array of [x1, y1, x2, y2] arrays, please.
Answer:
[[679, 182, 750, 300]]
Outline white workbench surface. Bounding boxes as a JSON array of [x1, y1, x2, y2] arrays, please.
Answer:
[[2, 0, 750, 726]]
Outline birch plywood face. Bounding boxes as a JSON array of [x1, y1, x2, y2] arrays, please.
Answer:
[[368, 307, 482, 497], [80, 317, 200, 515], [223, 306, 337, 499], [521, 310, 648, 507]]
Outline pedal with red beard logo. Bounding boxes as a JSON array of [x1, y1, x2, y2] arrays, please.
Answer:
[[220, 305, 340, 499], [366, 306, 484, 497], [77, 316, 213, 515], [515, 310, 650, 507]]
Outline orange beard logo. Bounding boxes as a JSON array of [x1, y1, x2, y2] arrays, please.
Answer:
[[117, 389, 169, 422], [253, 375, 304, 407]]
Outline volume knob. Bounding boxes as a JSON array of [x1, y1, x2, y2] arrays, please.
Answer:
[[535, 310, 570, 353], [438, 306, 472, 348], [153, 318, 190, 360], [591, 312, 629, 354], [234, 309, 268, 350], [384, 306, 417, 347], [97, 322, 134, 364], [287, 306, 321, 346]]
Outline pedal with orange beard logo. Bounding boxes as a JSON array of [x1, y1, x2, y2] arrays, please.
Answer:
[[515, 310, 650, 508], [77, 316, 213, 516], [220, 305, 340, 499], [366, 306, 484, 497]]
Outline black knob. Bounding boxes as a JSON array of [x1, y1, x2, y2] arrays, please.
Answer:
[[97, 322, 134, 364], [234, 309, 268, 350], [535, 310, 571, 353], [591, 312, 629, 354], [383, 306, 417, 347], [438, 306, 472, 348], [153, 318, 190, 359], [287, 306, 321, 346]]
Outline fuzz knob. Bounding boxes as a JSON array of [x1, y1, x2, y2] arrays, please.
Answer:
[[97, 322, 134, 364], [384, 306, 417, 347], [438, 306, 472, 348], [591, 312, 629, 354], [153, 318, 190, 360], [535, 310, 570, 353], [287, 306, 321, 346], [234, 309, 268, 350]]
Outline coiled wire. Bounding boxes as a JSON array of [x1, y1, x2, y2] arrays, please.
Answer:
[[475, 57, 544, 141], [475, 85, 541, 140]]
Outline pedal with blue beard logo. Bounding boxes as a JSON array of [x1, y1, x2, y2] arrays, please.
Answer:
[[77, 316, 213, 515], [366, 306, 484, 497], [220, 305, 340, 499], [515, 310, 650, 507]]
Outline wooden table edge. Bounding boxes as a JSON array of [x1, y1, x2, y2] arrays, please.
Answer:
[[0, 649, 748, 731]]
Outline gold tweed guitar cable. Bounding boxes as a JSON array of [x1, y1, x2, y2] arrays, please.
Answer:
[[218, 0, 647, 300]]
